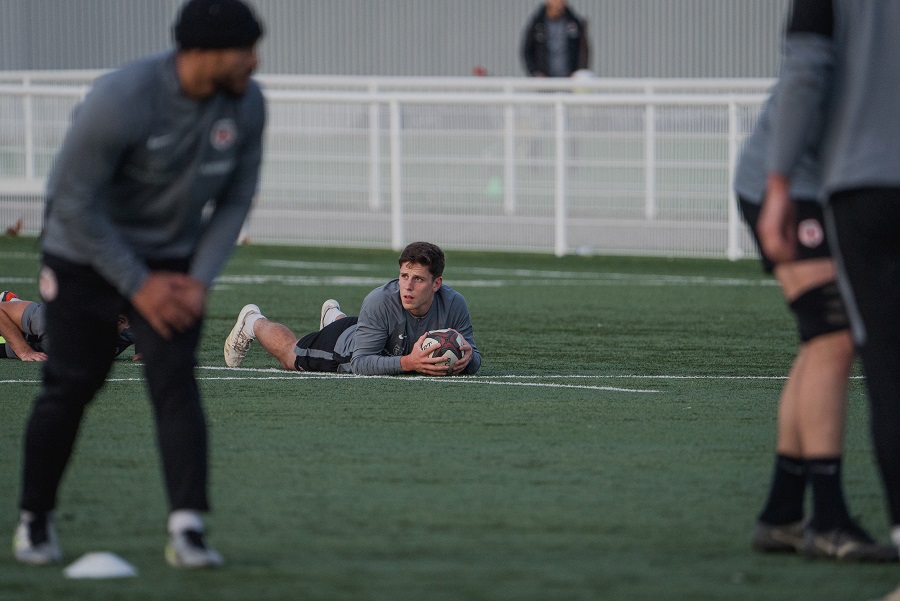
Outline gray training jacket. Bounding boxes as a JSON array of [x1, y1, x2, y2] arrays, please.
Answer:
[[734, 52, 825, 205], [768, 0, 900, 197], [41, 51, 266, 298], [348, 279, 482, 376]]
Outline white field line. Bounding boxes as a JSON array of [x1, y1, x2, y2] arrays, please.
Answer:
[[250, 259, 775, 287], [4, 370, 867, 387], [196, 367, 661, 393], [0, 251, 40, 260], [226, 257, 780, 288], [0, 373, 656, 392], [3, 254, 776, 288], [5, 364, 822, 392], [3, 273, 775, 288], [214, 273, 776, 288], [0, 373, 657, 393]]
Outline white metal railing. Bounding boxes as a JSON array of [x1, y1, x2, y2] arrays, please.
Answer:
[[0, 84, 89, 182], [0, 73, 771, 259], [0, 70, 776, 93]]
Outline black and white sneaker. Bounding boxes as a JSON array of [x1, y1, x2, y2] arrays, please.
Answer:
[[13, 511, 62, 565], [803, 520, 899, 562], [165, 529, 224, 568], [752, 519, 805, 553]]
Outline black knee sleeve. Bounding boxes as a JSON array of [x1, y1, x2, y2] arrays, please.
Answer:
[[789, 281, 849, 342]]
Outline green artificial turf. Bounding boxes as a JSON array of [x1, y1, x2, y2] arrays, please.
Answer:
[[0, 235, 894, 601]]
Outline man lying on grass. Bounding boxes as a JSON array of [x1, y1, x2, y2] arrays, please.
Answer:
[[224, 241, 481, 376], [0, 291, 136, 361]]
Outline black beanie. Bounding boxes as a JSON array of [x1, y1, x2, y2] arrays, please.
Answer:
[[174, 0, 264, 50]]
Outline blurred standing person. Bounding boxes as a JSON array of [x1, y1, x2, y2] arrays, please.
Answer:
[[736, 84, 895, 561], [521, 0, 590, 78], [759, 0, 900, 559], [13, 0, 265, 568]]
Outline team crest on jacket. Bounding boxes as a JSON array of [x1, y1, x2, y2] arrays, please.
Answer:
[[797, 218, 824, 249], [210, 119, 237, 151]]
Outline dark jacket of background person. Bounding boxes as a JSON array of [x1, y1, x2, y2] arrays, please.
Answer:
[[521, 3, 590, 77]]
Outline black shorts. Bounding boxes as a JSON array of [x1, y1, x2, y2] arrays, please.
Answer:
[[738, 196, 833, 273], [293, 316, 358, 372]]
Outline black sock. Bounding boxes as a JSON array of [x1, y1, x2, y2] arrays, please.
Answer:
[[807, 457, 852, 531], [758, 454, 807, 525]]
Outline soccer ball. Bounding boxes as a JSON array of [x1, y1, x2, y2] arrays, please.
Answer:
[[421, 328, 465, 375]]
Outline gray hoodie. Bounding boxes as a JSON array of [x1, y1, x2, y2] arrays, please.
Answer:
[[42, 50, 265, 297], [348, 279, 481, 375]]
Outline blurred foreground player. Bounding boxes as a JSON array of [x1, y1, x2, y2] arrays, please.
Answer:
[[760, 0, 900, 562], [13, 0, 265, 568], [736, 82, 895, 561]]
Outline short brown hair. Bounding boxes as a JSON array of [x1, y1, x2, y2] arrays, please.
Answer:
[[399, 242, 445, 279]]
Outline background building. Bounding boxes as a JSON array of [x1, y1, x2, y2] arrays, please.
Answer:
[[1, 0, 789, 78]]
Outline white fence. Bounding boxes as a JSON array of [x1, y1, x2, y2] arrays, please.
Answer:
[[0, 73, 771, 258]]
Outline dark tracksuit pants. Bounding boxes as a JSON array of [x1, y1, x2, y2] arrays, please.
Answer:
[[828, 188, 900, 527], [20, 253, 209, 514]]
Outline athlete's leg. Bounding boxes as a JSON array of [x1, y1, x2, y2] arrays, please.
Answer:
[[0, 297, 32, 325], [134, 310, 209, 512], [20, 257, 121, 512], [758, 259, 851, 529], [293, 317, 359, 372], [790, 331, 853, 457], [773, 258, 852, 459], [772, 259, 856, 532], [829, 190, 900, 530], [0, 300, 40, 360], [745, 191, 855, 544], [253, 318, 303, 370]]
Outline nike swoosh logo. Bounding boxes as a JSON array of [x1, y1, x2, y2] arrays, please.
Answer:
[[146, 133, 176, 150]]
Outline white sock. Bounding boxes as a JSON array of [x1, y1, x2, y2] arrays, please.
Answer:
[[323, 308, 345, 328], [168, 510, 204, 534], [19, 510, 53, 523], [244, 313, 264, 337], [892, 525, 900, 548]]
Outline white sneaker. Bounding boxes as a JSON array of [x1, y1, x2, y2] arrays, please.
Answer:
[[320, 299, 342, 329], [224, 304, 260, 367], [13, 511, 62, 565], [165, 529, 223, 568]]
